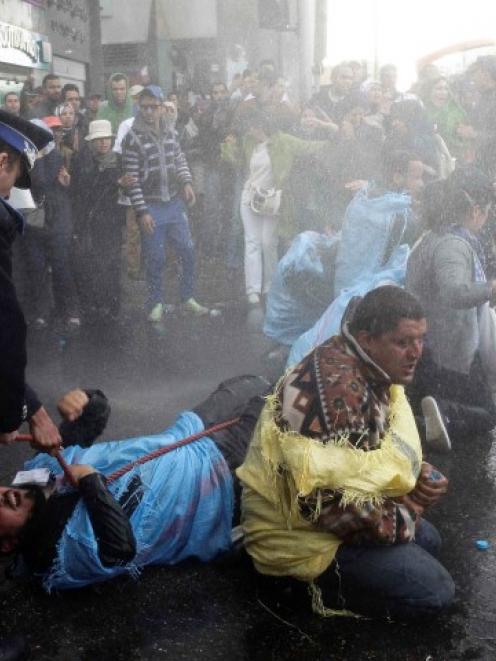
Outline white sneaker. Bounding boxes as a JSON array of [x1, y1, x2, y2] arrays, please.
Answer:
[[247, 293, 260, 305], [148, 303, 163, 323], [421, 396, 452, 453], [182, 298, 209, 316]]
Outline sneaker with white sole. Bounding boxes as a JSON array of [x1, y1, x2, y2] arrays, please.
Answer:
[[421, 396, 452, 453], [182, 298, 209, 316], [147, 303, 163, 323], [247, 293, 261, 306]]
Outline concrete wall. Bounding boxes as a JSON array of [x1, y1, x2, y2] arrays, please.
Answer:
[[0, 0, 46, 32]]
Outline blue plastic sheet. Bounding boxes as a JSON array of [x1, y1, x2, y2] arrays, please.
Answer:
[[287, 246, 409, 366], [25, 411, 233, 591], [288, 186, 413, 367], [264, 231, 339, 346], [334, 187, 412, 295]]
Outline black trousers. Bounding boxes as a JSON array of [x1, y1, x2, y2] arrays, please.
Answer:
[[408, 349, 496, 439]]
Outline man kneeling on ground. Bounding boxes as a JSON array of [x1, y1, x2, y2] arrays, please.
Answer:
[[237, 285, 455, 618]]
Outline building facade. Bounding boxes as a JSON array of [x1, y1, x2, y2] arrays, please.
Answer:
[[0, 0, 103, 104], [100, 0, 325, 102]]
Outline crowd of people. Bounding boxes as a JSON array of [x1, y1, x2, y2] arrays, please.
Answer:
[[3, 56, 496, 329], [2, 50, 496, 658]]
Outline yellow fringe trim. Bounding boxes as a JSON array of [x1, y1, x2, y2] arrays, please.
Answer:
[[308, 582, 363, 619]]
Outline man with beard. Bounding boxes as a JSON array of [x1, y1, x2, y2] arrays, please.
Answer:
[[33, 74, 62, 118], [97, 73, 134, 133]]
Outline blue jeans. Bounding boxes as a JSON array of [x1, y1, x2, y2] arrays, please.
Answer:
[[319, 519, 455, 617], [141, 199, 195, 308]]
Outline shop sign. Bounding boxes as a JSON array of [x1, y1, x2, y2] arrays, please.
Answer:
[[0, 21, 51, 69]]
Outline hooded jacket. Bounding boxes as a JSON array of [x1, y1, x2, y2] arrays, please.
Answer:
[[96, 73, 134, 132]]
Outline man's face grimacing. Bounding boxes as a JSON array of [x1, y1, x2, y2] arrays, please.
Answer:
[[0, 486, 36, 552], [356, 317, 427, 385]]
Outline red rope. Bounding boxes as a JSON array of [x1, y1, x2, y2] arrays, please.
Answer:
[[106, 417, 240, 483], [17, 416, 240, 487], [17, 435, 78, 488]]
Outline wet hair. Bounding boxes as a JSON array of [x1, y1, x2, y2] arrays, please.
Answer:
[[334, 90, 369, 123], [110, 74, 127, 85], [210, 81, 227, 94], [62, 83, 80, 100], [423, 166, 494, 231], [348, 286, 425, 337], [42, 73, 60, 88], [242, 108, 275, 136], [382, 149, 419, 187], [0, 485, 46, 555], [330, 62, 353, 83]]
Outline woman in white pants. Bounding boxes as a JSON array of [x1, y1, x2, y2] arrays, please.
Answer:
[[222, 109, 329, 305], [240, 113, 280, 305]]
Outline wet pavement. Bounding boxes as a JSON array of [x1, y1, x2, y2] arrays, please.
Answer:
[[2, 273, 496, 660]]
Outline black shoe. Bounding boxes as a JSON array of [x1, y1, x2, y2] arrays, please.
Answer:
[[0, 635, 29, 661]]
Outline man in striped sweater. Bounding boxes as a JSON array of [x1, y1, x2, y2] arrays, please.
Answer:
[[122, 85, 208, 322]]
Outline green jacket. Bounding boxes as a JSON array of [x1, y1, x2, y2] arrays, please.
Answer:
[[222, 131, 329, 237], [97, 72, 134, 132], [425, 99, 467, 158]]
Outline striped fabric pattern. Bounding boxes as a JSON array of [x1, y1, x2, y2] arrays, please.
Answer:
[[122, 120, 192, 214]]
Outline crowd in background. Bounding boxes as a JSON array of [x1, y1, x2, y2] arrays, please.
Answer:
[[3, 54, 496, 329]]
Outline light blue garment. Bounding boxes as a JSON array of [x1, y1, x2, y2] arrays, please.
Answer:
[[287, 187, 412, 367], [25, 411, 233, 591], [288, 245, 409, 367], [333, 186, 411, 296], [264, 231, 339, 346]]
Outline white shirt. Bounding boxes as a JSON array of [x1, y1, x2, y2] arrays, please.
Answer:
[[243, 141, 274, 203]]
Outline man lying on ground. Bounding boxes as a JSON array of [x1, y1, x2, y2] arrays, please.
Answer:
[[237, 285, 455, 618], [0, 376, 269, 591]]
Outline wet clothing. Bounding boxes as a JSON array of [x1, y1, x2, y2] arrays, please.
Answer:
[[21, 376, 269, 589], [0, 198, 43, 431], [121, 114, 192, 216], [470, 87, 496, 177], [406, 229, 492, 375], [71, 145, 125, 315], [0, 197, 28, 432], [237, 326, 453, 617], [96, 73, 133, 133]]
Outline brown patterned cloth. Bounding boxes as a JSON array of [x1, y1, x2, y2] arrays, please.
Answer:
[[277, 323, 419, 545]]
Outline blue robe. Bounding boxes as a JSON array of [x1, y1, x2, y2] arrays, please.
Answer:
[[25, 411, 233, 591]]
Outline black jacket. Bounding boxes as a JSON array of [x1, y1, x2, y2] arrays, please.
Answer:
[[22, 390, 135, 573], [0, 198, 28, 433], [22, 472, 137, 574]]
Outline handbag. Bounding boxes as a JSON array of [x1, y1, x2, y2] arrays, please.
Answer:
[[249, 186, 282, 216], [478, 302, 496, 385], [22, 204, 45, 229]]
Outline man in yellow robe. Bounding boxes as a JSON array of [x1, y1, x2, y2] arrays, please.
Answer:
[[238, 285, 454, 618]]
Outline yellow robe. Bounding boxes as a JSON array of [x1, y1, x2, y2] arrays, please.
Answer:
[[237, 384, 422, 583]]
